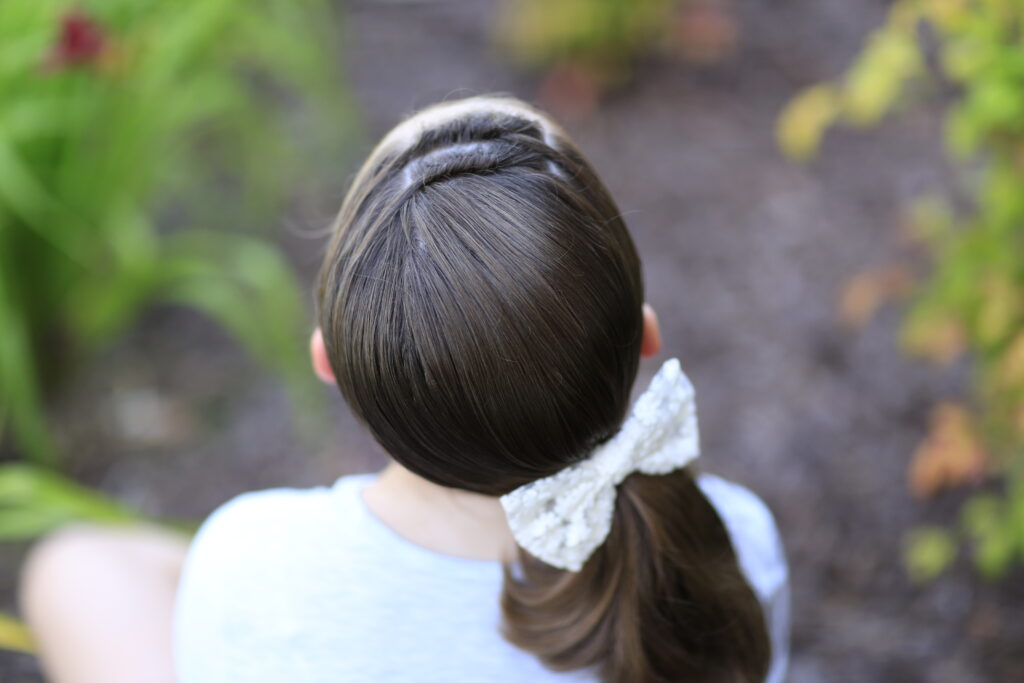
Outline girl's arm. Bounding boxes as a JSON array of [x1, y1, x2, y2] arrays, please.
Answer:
[[18, 523, 189, 683]]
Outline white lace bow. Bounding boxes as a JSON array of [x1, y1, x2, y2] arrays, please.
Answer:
[[499, 358, 700, 572]]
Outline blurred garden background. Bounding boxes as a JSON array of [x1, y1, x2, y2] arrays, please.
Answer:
[[1, 0, 1023, 681]]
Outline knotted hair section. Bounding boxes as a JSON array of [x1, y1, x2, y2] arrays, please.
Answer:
[[399, 140, 569, 193], [400, 141, 507, 190], [392, 111, 569, 192]]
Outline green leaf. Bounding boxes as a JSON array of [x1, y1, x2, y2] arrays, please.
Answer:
[[905, 527, 958, 582], [155, 230, 323, 429], [776, 84, 841, 161], [967, 79, 1024, 129], [0, 98, 70, 143], [0, 265, 54, 464], [0, 0, 352, 472], [0, 465, 141, 541], [962, 494, 1017, 579], [0, 133, 87, 265]]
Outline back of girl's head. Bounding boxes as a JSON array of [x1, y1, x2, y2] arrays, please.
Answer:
[[316, 96, 770, 683], [316, 96, 643, 494]]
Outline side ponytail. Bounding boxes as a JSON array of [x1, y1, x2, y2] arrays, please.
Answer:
[[502, 468, 771, 683]]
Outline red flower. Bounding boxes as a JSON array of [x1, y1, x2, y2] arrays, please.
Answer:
[[44, 10, 107, 70]]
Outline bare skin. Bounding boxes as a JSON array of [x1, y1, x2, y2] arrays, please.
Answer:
[[19, 97, 664, 683], [19, 524, 189, 683]]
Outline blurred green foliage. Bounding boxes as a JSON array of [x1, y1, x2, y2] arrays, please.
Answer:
[[0, 610, 34, 654], [778, 0, 1024, 578], [498, 0, 679, 80], [0, 0, 355, 465], [905, 526, 959, 582], [496, 0, 737, 98], [0, 464, 141, 539]]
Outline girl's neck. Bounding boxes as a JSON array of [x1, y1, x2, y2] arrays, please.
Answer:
[[361, 461, 518, 563]]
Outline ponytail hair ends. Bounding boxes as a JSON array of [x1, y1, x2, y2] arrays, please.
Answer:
[[502, 468, 771, 683]]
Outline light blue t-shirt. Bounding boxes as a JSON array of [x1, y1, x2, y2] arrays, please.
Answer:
[[174, 472, 789, 682]]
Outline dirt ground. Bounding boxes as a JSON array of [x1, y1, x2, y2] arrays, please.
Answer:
[[2, 0, 1023, 681]]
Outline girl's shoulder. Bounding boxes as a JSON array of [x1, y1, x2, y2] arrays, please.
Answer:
[[176, 473, 377, 589]]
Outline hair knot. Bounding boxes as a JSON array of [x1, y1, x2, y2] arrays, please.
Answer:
[[401, 140, 508, 189]]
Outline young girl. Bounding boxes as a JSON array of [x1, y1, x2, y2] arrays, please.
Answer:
[[20, 96, 788, 683]]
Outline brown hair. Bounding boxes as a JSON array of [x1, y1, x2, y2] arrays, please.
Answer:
[[316, 96, 770, 683]]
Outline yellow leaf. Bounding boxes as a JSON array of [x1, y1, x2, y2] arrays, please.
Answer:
[[901, 309, 966, 365], [497, 0, 596, 64], [889, 0, 924, 29], [0, 612, 35, 654], [838, 263, 914, 330], [843, 27, 922, 126], [976, 276, 1019, 347], [942, 42, 986, 82], [909, 402, 987, 499], [925, 0, 968, 30], [776, 84, 840, 161]]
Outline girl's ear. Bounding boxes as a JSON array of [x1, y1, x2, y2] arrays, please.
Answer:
[[640, 304, 661, 359], [310, 327, 337, 385]]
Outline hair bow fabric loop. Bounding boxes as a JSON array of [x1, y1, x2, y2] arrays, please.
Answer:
[[500, 358, 700, 572]]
